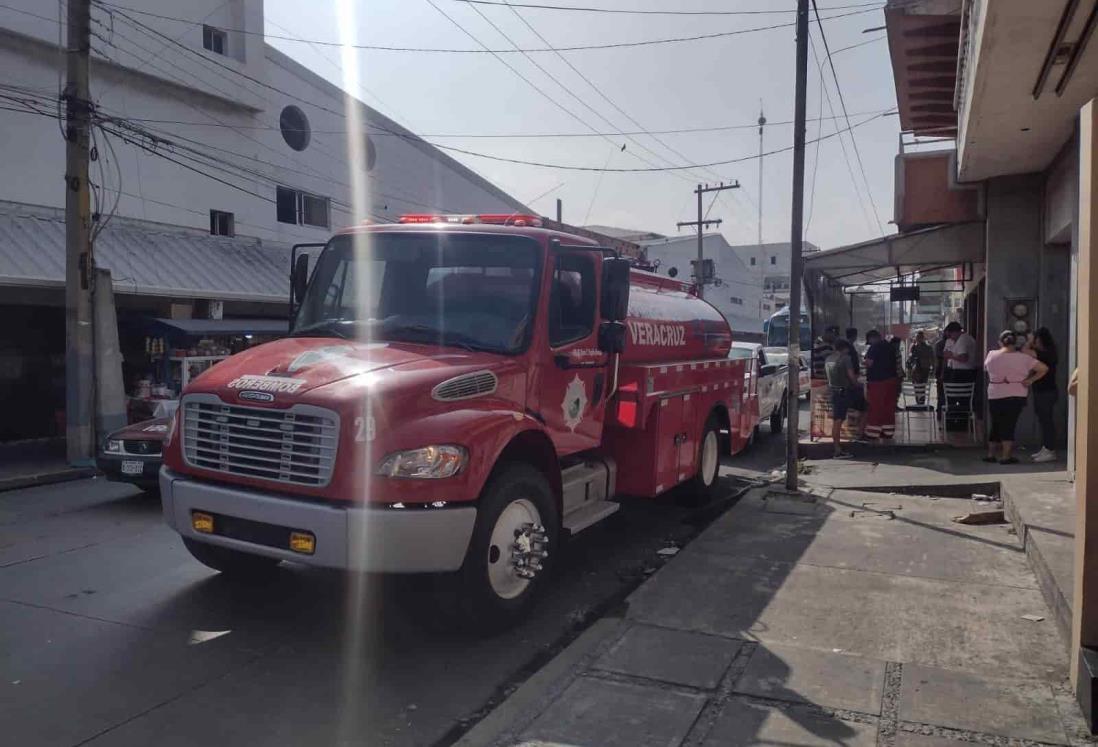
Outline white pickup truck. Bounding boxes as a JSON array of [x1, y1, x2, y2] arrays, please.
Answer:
[[729, 341, 789, 437]]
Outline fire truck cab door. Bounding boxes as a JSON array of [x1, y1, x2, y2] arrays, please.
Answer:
[[539, 250, 608, 454]]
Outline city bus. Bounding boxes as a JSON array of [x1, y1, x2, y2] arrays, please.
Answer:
[[763, 306, 811, 351]]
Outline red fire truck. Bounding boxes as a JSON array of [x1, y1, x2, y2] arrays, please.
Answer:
[[159, 215, 749, 627]]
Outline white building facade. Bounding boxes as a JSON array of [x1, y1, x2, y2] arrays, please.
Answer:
[[0, 0, 527, 442], [0, 0, 526, 246], [639, 233, 766, 337], [732, 241, 820, 315]]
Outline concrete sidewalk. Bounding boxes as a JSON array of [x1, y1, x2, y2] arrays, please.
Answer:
[[0, 440, 95, 493], [458, 456, 1089, 746]]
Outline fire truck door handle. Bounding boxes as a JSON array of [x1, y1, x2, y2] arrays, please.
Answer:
[[593, 373, 605, 404]]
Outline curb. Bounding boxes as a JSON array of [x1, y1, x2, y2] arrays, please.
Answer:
[[0, 467, 97, 494], [452, 617, 625, 747]]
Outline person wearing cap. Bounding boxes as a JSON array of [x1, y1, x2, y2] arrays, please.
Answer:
[[983, 330, 1048, 464], [812, 325, 840, 381]]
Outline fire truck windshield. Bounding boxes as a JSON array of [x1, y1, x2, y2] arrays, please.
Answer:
[[292, 232, 541, 354]]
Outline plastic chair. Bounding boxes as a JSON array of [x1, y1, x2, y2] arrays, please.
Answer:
[[940, 381, 978, 442], [900, 381, 937, 442]]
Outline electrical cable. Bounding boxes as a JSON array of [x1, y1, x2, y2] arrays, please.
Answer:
[[86, 0, 884, 54], [804, 62, 825, 240], [60, 108, 898, 138], [423, 0, 668, 172], [452, 0, 890, 15], [89, 12, 898, 178], [355, 110, 894, 172], [497, 1, 718, 185], [811, 0, 884, 235], [808, 34, 876, 234]]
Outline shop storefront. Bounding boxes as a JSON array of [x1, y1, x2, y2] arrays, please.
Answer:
[[0, 206, 292, 444]]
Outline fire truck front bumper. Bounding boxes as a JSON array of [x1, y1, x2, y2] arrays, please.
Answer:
[[159, 468, 477, 573]]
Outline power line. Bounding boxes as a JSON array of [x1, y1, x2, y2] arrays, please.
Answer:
[[452, 0, 889, 15], [88, 23, 522, 215], [811, 0, 884, 235], [808, 34, 876, 234], [58, 108, 898, 137], [86, 0, 883, 54], [804, 61, 825, 239], [447, 0, 671, 172], [498, 0, 727, 185], [396, 111, 894, 172], [832, 35, 885, 54]]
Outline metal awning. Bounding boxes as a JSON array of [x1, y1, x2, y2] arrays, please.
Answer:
[[149, 318, 288, 337], [0, 209, 292, 303], [804, 221, 984, 289]]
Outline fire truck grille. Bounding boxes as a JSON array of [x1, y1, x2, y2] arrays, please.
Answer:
[[182, 400, 339, 487]]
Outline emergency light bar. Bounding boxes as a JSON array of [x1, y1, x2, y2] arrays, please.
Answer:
[[398, 213, 543, 227]]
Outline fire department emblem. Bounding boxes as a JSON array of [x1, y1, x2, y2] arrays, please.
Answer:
[[562, 375, 587, 432]]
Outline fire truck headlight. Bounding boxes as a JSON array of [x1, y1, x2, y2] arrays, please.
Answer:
[[376, 445, 467, 479]]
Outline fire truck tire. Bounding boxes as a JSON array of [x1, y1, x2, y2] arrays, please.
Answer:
[[685, 415, 722, 505], [770, 398, 786, 434], [182, 537, 281, 577], [451, 464, 558, 632]]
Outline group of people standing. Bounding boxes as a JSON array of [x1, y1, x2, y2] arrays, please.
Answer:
[[816, 321, 1062, 462]]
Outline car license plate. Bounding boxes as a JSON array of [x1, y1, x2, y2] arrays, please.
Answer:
[[121, 460, 144, 476]]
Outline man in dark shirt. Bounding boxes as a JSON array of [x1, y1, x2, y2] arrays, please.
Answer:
[[863, 330, 899, 439]]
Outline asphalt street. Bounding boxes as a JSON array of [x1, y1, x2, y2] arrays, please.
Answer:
[[0, 426, 786, 747]]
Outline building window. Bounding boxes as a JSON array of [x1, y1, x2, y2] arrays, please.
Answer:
[[203, 25, 227, 56], [280, 105, 311, 151], [770, 255, 777, 265], [276, 186, 330, 228], [749, 257, 756, 266], [209, 210, 234, 236], [729, 296, 743, 305]]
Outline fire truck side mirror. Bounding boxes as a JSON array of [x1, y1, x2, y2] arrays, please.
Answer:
[[598, 321, 627, 354], [601, 258, 631, 322], [291, 253, 310, 304]]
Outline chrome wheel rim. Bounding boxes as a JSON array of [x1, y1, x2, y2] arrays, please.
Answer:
[[701, 429, 719, 487], [487, 498, 545, 600]]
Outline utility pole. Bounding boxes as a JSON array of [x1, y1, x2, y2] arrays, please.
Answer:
[[677, 182, 740, 299], [784, 0, 810, 492], [758, 104, 766, 317], [556, 198, 562, 223], [64, 0, 95, 465]]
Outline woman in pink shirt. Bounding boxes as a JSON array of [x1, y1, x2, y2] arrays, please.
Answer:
[[983, 330, 1049, 464]]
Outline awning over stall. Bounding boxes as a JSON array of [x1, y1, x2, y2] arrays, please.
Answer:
[[0, 208, 291, 303], [804, 221, 984, 288]]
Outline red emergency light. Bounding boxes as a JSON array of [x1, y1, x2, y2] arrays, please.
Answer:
[[398, 213, 543, 227]]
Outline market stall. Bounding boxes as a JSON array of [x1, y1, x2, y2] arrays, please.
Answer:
[[123, 317, 287, 422]]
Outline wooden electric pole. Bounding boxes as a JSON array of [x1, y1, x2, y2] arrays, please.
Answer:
[[785, 0, 810, 492], [677, 182, 739, 299], [64, 0, 95, 464]]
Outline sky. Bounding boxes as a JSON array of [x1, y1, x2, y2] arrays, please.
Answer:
[[264, 0, 900, 251]]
